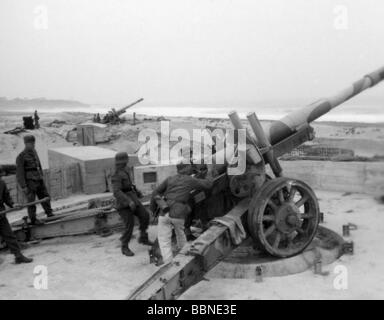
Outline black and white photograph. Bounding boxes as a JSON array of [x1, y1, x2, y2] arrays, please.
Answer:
[[0, 0, 384, 305]]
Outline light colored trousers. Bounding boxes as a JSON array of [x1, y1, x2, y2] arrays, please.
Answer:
[[158, 213, 187, 263]]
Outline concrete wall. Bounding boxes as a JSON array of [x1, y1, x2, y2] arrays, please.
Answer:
[[5, 158, 382, 205], [133, 161, 384, 196], [277, 160, 384, 195], [133, 164, 177, 195]]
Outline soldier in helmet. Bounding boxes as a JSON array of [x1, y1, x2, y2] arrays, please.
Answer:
[[151, 162, 213, 264], [0, 166, 33, 264], [16, 135, 54, 225], [112, 152, 153, 256]]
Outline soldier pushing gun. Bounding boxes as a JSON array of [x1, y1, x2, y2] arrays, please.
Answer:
[[150, 162, 213, 265]]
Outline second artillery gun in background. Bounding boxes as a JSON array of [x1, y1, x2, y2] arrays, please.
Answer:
[[129, 66, 384, 300], [100, 98, 143, 124]]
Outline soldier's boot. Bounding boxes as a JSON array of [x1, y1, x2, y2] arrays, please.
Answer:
[[138, 232, 154, 246], [155, 256, 164, 267], [15, 253, 33, 264], [44, 202, 54, 218], [30, 218, 44, 226], [46, 212, 54, 218], [121, 246, 134, 257], [30, 217, 44, 226]]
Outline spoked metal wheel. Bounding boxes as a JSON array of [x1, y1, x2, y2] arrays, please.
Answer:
[[247, 177, 320, 258]]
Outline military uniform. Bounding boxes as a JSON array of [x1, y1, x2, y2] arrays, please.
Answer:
[[34, 111, 40, 129], [185, 163, 209, 240], [152, 166, 213, 263], [16, 146, 53, 223], [0, 175, 33, 263], [0, 178, 20, 255], [112, 166, 150, 251]]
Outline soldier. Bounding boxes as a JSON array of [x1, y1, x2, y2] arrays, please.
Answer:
[[0, 166, 33, 264], [16, 135, 54, 225], [103, 113, 110, 124], [151, 162, 213, 264], [112, 152, 153, 257], [183, 162, 210, 241], [34, 110, 40, 129]]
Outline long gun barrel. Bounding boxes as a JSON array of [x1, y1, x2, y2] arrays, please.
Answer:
[[114, 98, 144, 116], [267, 66, 384, 145]]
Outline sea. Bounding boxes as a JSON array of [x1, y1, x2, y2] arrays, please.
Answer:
[[85, 103, 384, 123]]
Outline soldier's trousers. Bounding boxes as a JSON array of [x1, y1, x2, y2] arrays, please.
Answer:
[[118, 202, 149, 247], [25, 179, 53, 220], [158, 213, 187, 263], [0, 215, 21, 255]]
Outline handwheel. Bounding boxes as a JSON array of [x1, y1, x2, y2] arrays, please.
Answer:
[[247, 177, 320, 258]]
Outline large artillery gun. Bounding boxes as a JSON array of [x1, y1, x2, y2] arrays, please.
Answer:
[[102, 98, 143, 124], [128, 66, 384, 300], [205, 66, 384, 257]]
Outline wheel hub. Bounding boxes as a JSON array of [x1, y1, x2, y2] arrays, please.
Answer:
[[276, 203, 300, 234]]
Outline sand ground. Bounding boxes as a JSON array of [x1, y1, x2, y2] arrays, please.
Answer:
[[0, 190, 383, 300]]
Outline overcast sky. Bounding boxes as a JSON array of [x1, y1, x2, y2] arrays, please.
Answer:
[[0, 0, 383, 107]]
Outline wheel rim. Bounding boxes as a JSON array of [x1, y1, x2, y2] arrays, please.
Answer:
[[248, 177, 320, 258]]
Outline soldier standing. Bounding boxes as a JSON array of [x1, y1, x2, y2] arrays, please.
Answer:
[[151, 162, 213, 264], [0, 166, 33, 264], [34, 110, 40, 129], [112, 152, 153, 257], [16, 135, 54, 225]]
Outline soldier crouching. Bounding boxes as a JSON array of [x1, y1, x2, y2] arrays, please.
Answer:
[[112, 152, 153, 257]]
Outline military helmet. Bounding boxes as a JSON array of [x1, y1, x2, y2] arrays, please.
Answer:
[[23, 135, 36, 143], [176, 162, 192, 173], [115, 152, 129, 165]]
